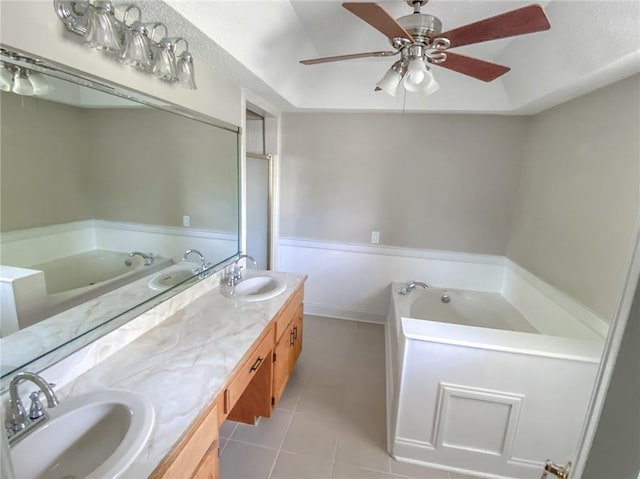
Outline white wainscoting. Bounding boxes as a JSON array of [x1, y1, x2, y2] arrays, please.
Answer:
[[278, 237, 505, 323], [277, 237, 606, 336]]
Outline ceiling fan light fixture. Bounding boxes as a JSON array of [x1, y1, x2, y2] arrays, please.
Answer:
[[376, 60, 406, 97], [404, 59, 435, 92], [421, 76, 440, 96]]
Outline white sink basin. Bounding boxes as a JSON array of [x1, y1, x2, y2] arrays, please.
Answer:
[[148, 262, 199, 291], [222, 275, 286, 301], [11, 390, 154, 479]]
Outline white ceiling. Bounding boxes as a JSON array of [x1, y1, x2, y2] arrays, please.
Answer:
[[150, 0, 639, 115]]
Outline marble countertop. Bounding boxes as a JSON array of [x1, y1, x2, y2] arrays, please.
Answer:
[[56, 271, 306, 478]]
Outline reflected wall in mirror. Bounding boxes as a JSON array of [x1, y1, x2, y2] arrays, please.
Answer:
[[0, 52, 240, 379]]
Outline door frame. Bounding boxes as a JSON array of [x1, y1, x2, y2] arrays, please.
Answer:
[[240, 91, 281, 270], [245, 151, 274, 269], [571, 216, 640, 477]]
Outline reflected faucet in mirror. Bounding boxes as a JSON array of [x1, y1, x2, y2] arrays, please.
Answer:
[[126, 251, 154, 266], [182, 249, 213, 278]]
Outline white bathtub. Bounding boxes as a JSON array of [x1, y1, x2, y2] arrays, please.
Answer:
[[386, 283, 603, 479]]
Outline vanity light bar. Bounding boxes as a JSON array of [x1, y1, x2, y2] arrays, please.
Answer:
[[53, 0, 196, 89]]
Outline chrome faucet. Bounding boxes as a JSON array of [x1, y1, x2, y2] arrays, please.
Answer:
[[226, 254, 258, 287], [398, 281, 429, 295], [128, 251, 154, 266], [5, 372, 58, 445]]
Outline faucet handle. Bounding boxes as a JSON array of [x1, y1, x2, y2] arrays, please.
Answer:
[[28, 391, 45, 420], [5, 397, 27, 432]]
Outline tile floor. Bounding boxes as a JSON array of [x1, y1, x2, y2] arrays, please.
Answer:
[[219, 315, 477, 479]]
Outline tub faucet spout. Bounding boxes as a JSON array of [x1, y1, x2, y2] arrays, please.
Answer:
[[399, 281, 429, 295], [128, 251, 154, 266]]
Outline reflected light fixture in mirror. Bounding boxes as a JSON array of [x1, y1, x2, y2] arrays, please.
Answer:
[[0, 63, 52, 96], [0, 64, 12, 91]]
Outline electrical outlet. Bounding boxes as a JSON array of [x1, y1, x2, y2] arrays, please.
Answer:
[[183, 215, 190, 227], [371, 231, 380, 244]]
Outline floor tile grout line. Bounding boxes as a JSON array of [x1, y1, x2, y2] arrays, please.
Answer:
[[266, 404, 296, 479]]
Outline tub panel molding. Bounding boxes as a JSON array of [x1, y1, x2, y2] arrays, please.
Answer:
[[433, 383, 523, 458]]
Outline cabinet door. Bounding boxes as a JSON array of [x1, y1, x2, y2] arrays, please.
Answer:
[[272, 327, 293, 407], [192, 442, 219, 479]]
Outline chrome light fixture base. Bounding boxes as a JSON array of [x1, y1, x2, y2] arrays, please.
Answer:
[[53, 0, 197, 90]]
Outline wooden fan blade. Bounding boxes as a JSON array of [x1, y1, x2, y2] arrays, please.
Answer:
[[436, 4, 550, 48], [300, 51, 396, 65], [343, 2, 414, 42], [435, 52, 510, 82]]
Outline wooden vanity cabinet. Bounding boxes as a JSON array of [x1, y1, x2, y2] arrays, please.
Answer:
[[225, 327, 274, 424], [155, 280, 306, 479], [151, 404, 219, 479], [272, 286, 304, 409]]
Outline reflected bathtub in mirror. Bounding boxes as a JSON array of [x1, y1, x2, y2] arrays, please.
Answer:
[[0, 48, 240, 380]]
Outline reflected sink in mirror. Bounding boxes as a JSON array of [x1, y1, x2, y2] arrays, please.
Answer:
[[10, 390, 154, 479], [222, 275, 286, 301], [148, 262, 201, 291]]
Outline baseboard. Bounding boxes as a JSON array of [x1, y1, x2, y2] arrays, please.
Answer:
[[304, 301, 386, 324]]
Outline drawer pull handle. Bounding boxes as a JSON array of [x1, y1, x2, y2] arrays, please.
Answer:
[[293, 326, 298, 340], [250, 356, 263, 372], [290, 329, 295, 346]]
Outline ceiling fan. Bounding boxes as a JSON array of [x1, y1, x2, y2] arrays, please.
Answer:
[[300, 1, 551, 96]]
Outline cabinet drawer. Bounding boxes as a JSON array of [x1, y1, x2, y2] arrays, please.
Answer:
[[153, 404, 219, 479], [224, 330, 273, 414], [274, 286, 304, 340]]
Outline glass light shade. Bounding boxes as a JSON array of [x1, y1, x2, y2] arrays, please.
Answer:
[[29, 72, 52, 96], [421, 77, 440, 96], [376, 68, 403, 97], [153, 40, 177, 82], [84, 1, 122, 51], [176, 51, 196, 89], [11, 70, 34, 96], [403, 58, 430, 92], [120, 22, 153, 71], [0, 65, 12, 92]]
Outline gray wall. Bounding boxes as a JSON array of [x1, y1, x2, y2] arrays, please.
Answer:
[[508, 75, 640, 321], [280, 113, 529, 254], [0, 92, 94, 231], [280, 76, 640, 321], [583, 275, 640, 479], [1, 96, 239, 234]]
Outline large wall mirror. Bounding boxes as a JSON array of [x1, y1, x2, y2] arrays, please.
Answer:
[[0, 49, 240, 381]]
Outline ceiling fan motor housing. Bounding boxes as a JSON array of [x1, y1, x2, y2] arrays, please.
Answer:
[[397, 13, 443, 41]]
